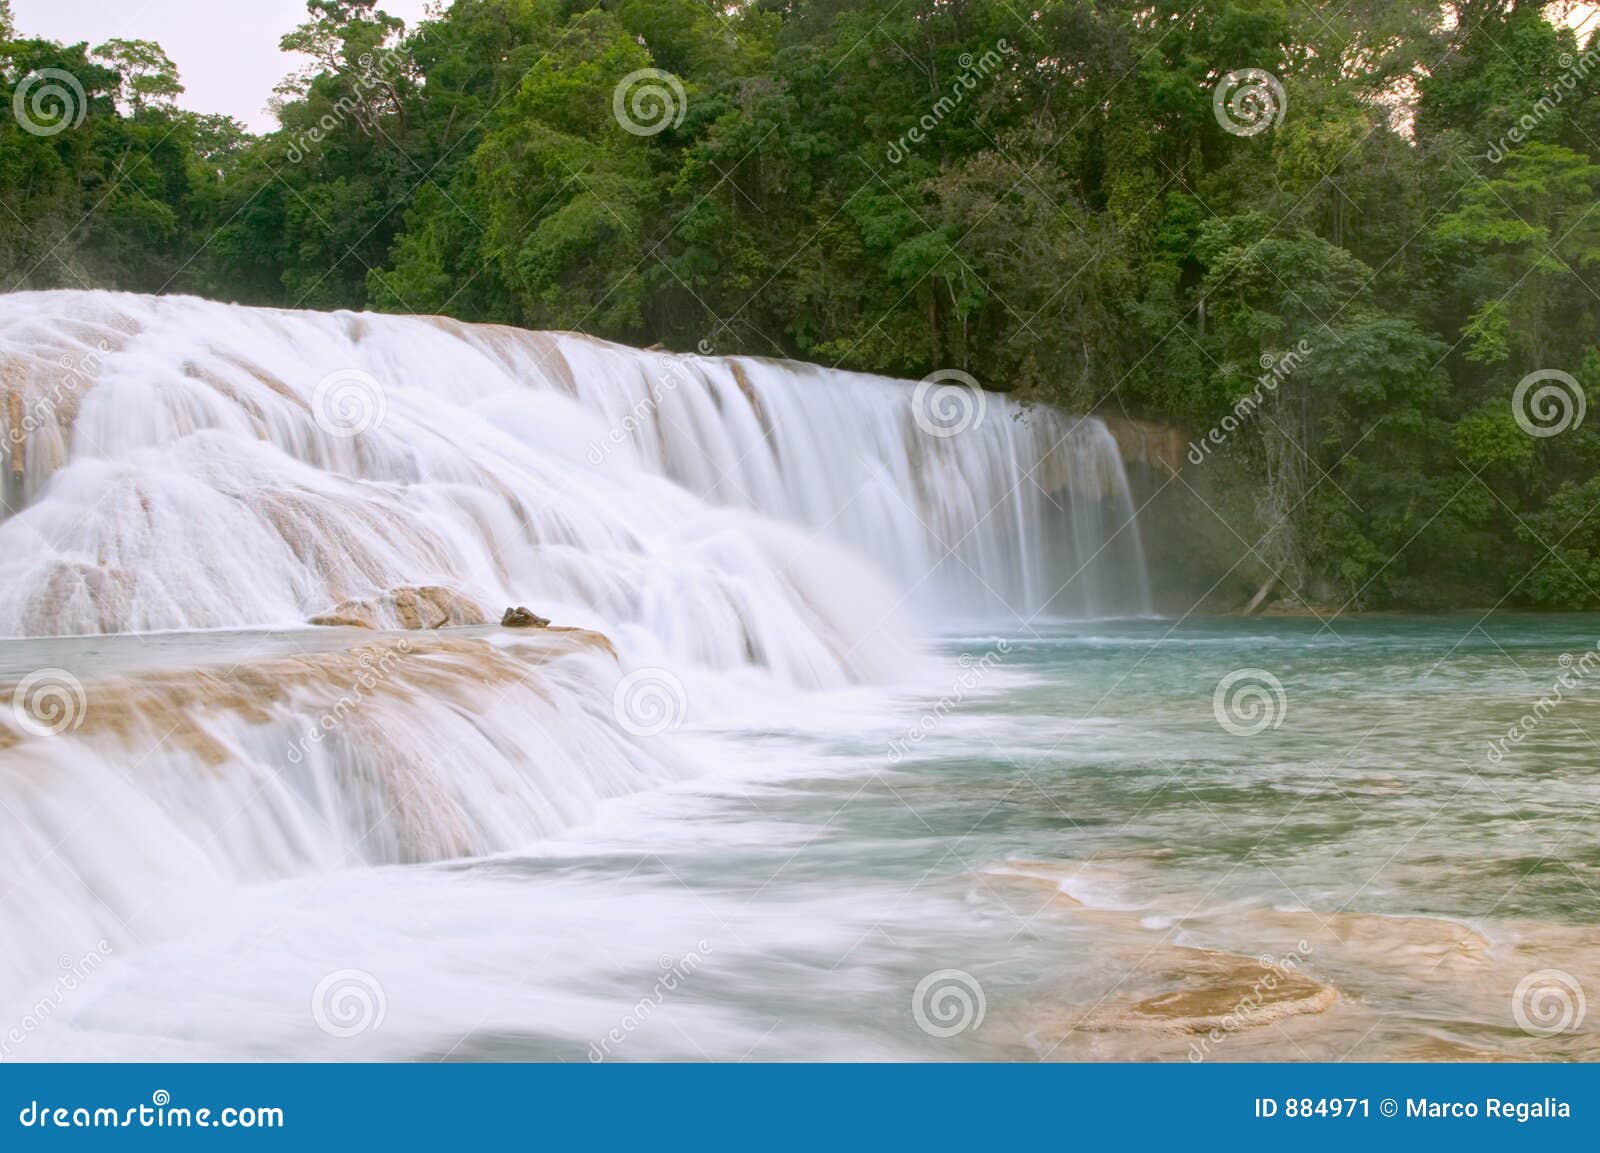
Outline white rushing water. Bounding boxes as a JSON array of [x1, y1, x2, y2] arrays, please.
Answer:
[[0, 290, 1148, 640], [0, 291, 1151, 1042]]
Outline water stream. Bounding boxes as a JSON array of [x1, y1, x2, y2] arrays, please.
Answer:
[[0, 293, 1593, 1062]]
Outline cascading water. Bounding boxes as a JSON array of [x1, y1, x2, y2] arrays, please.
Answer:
[[0, 290, 1152, 1021], [0, 290, 1149, 639], [0, 630, 672, 994], [554, 339, 1151, 622], [4, 296, 1585, 1065]]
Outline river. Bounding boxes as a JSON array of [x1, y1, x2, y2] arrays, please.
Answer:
[[0, 293, 1594, 1061]]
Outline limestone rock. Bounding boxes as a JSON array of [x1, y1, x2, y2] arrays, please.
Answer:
[[310, 586, 487, 630], [500, 605, 550, 628]]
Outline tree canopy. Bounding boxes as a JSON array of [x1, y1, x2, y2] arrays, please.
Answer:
[[4, 0, 1600, 609]]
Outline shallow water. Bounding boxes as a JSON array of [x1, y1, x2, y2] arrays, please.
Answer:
[[7, 614, 1598, 1062]]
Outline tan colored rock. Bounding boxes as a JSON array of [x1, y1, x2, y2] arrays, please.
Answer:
[[309, 585, 487, 630], [0, 628, 615, 765], [1098, 413, 1188, 473], [1103, 948, 1339, 1034]]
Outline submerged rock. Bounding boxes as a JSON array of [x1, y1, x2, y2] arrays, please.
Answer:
[[501, 605, 550, 628], [1111, 949, 1338, 1034]]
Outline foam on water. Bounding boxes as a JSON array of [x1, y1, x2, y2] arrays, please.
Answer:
[[0, 290, 1149, 641], [0, 291, 1152, 1038]]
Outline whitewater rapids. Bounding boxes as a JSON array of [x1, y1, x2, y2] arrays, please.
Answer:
[[0, 291, 1151, 1016], [0, 291, 1148, 643]]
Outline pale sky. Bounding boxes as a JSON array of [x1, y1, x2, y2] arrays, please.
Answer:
[[11, 0, 433, 132]]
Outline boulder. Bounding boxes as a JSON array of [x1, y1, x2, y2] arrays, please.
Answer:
[[310, 585, 487, 630], [501, 605, 550, 628]]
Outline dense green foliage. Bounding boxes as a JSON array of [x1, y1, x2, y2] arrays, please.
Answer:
[[4, 0, 1600, 608]]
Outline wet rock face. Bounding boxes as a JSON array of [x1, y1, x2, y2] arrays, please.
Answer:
[[501, 605, 550, 628], [310, 585, 487, 630]]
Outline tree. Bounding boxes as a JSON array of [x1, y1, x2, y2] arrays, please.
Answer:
[[7, 0, 1600, 611], [1434, 142, 1600, 369], [91, 38, 182, 114]]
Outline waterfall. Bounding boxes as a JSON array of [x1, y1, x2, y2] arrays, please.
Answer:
[[0, 290, 1149, 642], [0, 632, 675, 993], [0, 290, 1150, 997]]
